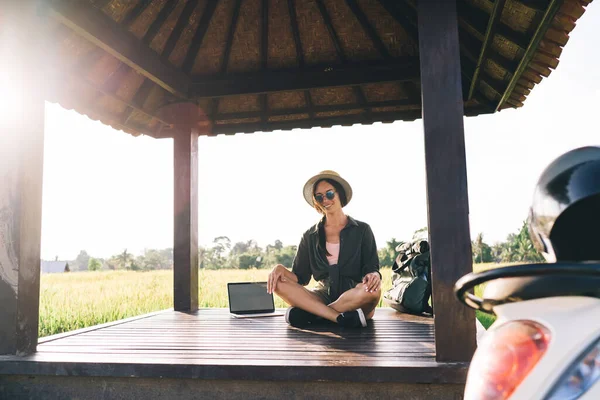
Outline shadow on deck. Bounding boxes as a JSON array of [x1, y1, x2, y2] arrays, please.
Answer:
[[0, 308, 473, 399]]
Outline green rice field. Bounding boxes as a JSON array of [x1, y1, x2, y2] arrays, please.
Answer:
[[39, 264, 503, 337]]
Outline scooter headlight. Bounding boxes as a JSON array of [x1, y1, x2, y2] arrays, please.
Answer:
[[545, 338, 600, 400]]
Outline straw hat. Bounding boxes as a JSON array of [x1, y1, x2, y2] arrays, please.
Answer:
[[302, 170, 353, 207]]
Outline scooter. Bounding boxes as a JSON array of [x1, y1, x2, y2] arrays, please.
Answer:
[[454, 262, 600, 400]]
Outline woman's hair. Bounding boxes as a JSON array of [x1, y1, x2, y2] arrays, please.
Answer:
[[313, 178, 347, 257]]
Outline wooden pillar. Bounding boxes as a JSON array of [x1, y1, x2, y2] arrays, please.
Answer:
[[417, 1, 477, 362], [173, 129, 199, 312], [0, 1, 46, 355], [157, 103, 210, 312]]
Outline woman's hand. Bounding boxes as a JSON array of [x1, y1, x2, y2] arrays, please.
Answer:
[[267, 264, 288, 294], [362, 272, 381, 293]]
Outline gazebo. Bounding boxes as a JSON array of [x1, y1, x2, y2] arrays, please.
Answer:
[[0, 0, 592, 398]]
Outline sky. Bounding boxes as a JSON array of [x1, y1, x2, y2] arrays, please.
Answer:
[[39, 4, 600, 261]]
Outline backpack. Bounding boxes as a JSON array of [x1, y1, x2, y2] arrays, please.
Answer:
[[383, 240, 433, 315]]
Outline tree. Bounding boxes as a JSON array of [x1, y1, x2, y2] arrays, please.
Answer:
[[378, 238, 402, 268], [198, 246, 207, 269], [159, 248, 173, 267], [201, 247, 226, 269], [88, 258, 102, 271], [230, 240, 259, 256], [230, 241, 249, 256], [127, 257, 141, 271], [117, 249, 133, 269], [142, 249, 170, 270], [266, 240, 284, 253], [491, 221, 545, 263], [212, 236, 231, 259], [237, 254, 261, 270], [512, 221, 545, 262], [472, 233, 493, 263], [273, 245, 297, 268], [412, 227, 428, 240], [73, 250, 90, 271], [106, 255, 120, 270]]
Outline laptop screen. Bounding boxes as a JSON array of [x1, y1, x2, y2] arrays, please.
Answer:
[[228, 282, 274, 314]]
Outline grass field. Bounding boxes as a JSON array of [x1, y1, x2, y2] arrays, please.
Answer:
[[40, 264, 504, 337]]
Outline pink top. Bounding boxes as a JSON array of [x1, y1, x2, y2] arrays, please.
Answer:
[[326, 242, 340, 265]]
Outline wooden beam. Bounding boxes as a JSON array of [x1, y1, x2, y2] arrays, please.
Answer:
[[403, 81, 421, 102], [207, 99, 220, 130], [459, 26, 518, 75], [210, 0, 242, 120], [121, 78, 156, 125], [0, 1, 45, 356], [315, 0, 370, 116], [191, 60, 420, 98], [72, 47, 106, 72], [388, 0, 517, 75], [353, 86, 371, 118], [48, 71, 166, 137], [221, 0, 243, 73], [287, 0, 315, 117], [517, 0, 550, 12], [53, 68, 170, 126], [396, 0, 527, 72], [162, 0, 199, 59], [316, 0, 346, 62], [99, 62, 131, 94], [457, 28, 513, 103], [261, 0, 269, 69], [345, 0, 391, 59], [304, 91, 316, 119], [143, 0, 178, 45], [496, 0, 563, 110], [90, 0, 111, 10], [382, 0, 500, 110], [399, 0, 529, 53], [457, 0, 529, 50], [260, 0, 269, 123], [468, 0, 507, 100], [213, 99, 419, 119], [213, 109, 422, 134], [461, 48, 507, 96], [461, 56, 503, 109], [287, 0, 305, 66], [181, 0, 218, 74], [377, 0, 418, 44], [417, 0, 477, 362], [122, 0, 152, 27], [48, 0, 191, 97]]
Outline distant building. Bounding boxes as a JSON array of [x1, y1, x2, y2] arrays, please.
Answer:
[[41, 261, 70, 274]]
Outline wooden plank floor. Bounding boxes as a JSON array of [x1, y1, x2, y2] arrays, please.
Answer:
[[0, 308, 469, 384]]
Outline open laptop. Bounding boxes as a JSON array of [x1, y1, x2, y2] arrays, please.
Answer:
[[227, 282, 284, 318]]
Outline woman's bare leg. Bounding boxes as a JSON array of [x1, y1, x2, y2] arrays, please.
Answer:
[[274, 280, 340, 322], [328, 283, 381, 319]]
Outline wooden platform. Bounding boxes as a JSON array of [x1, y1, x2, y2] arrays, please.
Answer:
[[0, 308, 470, 399]]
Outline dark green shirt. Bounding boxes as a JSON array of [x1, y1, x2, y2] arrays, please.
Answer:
[[291, 216, 380, 301]]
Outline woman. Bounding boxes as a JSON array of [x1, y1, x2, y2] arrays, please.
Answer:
[[267, 170, 381, 328]]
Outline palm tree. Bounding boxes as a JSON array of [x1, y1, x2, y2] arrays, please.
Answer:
[[117, 249, 133, 269], [475, 233, 484, 263]]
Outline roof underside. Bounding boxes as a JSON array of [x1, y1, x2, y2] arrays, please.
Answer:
[[43, 0, 592, 137]]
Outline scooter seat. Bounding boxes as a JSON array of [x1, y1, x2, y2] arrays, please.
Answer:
[[483, 275, 600, 303]]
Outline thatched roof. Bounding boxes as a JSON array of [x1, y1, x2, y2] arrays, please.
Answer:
[[43, 0, 592, 137]]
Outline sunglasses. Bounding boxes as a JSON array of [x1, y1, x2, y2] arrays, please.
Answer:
[[314, 190, 336, 204]]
